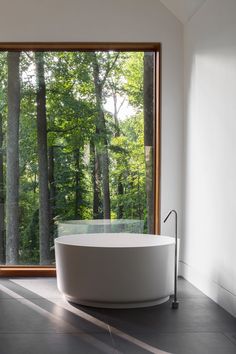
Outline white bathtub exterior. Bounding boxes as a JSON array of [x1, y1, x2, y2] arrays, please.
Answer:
[[55, 233, 175, 308]]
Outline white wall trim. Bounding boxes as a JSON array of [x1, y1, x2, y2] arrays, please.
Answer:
[[179, 261, 236, 317]]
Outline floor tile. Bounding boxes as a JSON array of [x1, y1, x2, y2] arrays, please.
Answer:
[[0, 278, 42, 300], [0, 295, 108, 334], [177, 277, 205, 299], [0, 279, 23, 299], [0, 277, 235, 354], [0, 278, 61, 300], [0, 333, 115, 354], [0, 298, 77, 333], [78, 297, 236, 334], [11, 278, 61, 299], [110, 331, 162, 354], [0, 280, 110, 334], [32, 298, 110, 334], [111, 332, 236, 354]]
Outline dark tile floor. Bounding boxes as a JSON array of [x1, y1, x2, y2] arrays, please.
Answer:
[[0, 277, 235, 354]]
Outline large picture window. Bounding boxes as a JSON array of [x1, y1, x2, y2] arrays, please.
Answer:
[[0, 44, 160, 272]]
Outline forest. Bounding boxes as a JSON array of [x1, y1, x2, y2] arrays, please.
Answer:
[[0, 50, 155, 265]]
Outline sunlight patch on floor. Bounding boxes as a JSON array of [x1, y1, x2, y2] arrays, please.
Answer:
[[6, 279, 170, 354]]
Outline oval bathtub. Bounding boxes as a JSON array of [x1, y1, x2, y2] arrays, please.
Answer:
[[55, 233, 175, 308]]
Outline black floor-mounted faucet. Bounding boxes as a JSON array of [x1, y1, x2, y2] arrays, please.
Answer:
[[164, 210, 179, 309]]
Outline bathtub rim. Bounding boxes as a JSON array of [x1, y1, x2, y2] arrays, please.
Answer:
[[55, 233, 175, 249], [58, 219, 144, 225]]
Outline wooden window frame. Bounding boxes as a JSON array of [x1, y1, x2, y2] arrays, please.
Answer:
[[0, 42, 161, 277]]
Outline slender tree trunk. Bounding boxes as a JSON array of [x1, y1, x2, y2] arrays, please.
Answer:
[[74, 148, 81, 219], [48, 145, 56, 243], [100, 148, 110, 219], [92, 54, 111, 219], [144, 52, 154, 234], [6, 52, 21, 264], [0, 113, 5, 263], [48, 146, 56, 217], [137, 168, 142, 220], [111, 89, 124, 219], [90, 140, 102, 219], [117, 178, 124, 219], [112, 90, 120, 137], [35, 52, 50, 264]]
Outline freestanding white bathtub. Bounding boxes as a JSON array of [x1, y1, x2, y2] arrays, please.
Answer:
[[55, 233, 175, 308]]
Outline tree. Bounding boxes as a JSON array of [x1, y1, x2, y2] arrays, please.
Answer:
[[35, 52, 50, 264], [6, 52, 21, 264], [0, 113, 5, 263], [74, 147, 81, 218], [144, 52, 154, 233], [48, 144, 57, 244], [0, 54, 7, 264], [0, 50, 152, 265], [90, 140, 102, 218], [46, 51, 95, 222], [91, 52, 119, 219], [110, 113, 146, 222], [109, 80, 124, 218]]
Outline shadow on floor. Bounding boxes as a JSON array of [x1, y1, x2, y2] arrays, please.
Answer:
[[0, 277, 235, 354]]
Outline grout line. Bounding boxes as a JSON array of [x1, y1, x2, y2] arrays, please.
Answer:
[[108, 325, 121, 354], [108, 325, 116, 346]]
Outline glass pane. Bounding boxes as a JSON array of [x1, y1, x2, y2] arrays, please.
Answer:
[[0, 50, 156, 265]]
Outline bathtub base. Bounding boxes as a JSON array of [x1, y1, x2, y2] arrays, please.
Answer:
[[65, 295, 170, 309]]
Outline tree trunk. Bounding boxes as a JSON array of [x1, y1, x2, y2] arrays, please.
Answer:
[[111, 88, 124, 219], [0, 113, 5, 263], [90, 141, 102, 219], [100, 150, 110, 219], [35, 52, 50, 264], [144, 52, 154, 234], [6, 52, 21, 264], [74, 148, 81, 219], [48, 145, 56, 243], [112, 90, 120, 137], [117, 178, 124, 219], [48, 146, 56, 216], [92, 54, 111, 219]]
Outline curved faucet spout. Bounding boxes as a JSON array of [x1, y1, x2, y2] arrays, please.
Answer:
[[164, 209, 178, 239], [164, 209, 177, 224]]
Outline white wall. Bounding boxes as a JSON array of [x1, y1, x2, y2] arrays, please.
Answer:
[[183, 0, 236, 316], [0, 0, 184, 236]]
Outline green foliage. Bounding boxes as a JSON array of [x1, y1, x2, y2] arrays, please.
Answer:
[[0, 50, 153, 264], [21, 209, 39, 264], [110, 113, 146, 222], [122, 52, 144, 109]]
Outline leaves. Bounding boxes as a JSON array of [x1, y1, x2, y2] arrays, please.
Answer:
[[0, 50, 153, 264]]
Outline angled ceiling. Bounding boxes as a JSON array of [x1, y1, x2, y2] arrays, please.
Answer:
[[159, 0, 206, 23]]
